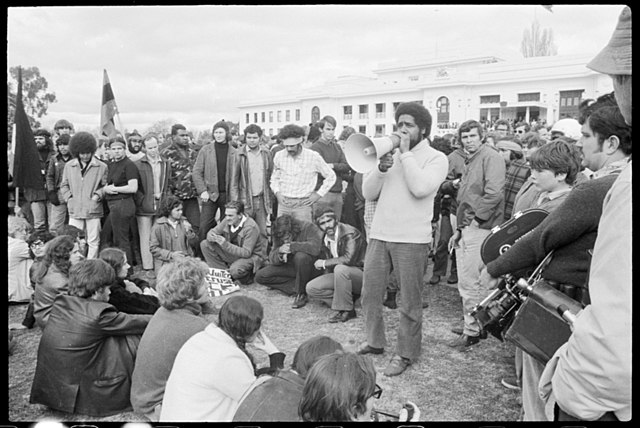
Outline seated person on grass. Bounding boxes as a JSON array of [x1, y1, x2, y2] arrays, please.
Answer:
[[200, 200, 266, 285], [19, 229, 56, 329], [305, 205, 366, 324], [99, 247, 160, 315], [131, 257, 215, 422], [254, 214, 323, 309], [233, 335, 343, 422], [30, 259, 151, 417]]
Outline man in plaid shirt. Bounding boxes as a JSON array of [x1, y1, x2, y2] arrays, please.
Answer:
[[496, 137, 531, 221], [270, 124, 336, 223]]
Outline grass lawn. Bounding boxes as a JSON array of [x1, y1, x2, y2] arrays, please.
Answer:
[[8, 262, 522, 423]]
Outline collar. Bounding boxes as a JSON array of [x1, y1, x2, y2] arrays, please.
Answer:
[[539, 187, 572, 202], [230, 215, 247, 233], [593, 157, 631, 179]]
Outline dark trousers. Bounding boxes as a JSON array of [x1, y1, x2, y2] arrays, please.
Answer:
[[254, 252, 320, 296], [199, 192, 227, 243], [106, 198, 136, 267], [180, 197, 201, 257], [432, 214, 457, 277]]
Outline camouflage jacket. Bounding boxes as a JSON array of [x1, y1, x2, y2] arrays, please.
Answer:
[[161, 142, 199, 200]]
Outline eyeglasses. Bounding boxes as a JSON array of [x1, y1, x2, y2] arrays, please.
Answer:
[[372, 383, 383, 399], [516, 130, 525, 134]]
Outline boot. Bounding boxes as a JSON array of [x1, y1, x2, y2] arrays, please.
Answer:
[[383, 290, 397, 309]]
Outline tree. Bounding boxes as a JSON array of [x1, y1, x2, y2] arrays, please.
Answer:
[[144, 118, 178, 137], [520, 19, 557, 58], [7, 66, 57, 140]]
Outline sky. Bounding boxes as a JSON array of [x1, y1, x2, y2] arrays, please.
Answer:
[[7, 4, 626, 135]]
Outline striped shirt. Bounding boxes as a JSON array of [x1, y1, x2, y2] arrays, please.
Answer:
[[270, 148, 336, 198]]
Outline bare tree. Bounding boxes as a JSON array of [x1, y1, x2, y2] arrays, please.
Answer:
[[521, 19, 557, 58]]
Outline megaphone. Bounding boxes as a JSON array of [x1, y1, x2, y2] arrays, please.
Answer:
[[344, 133, 401, 173]]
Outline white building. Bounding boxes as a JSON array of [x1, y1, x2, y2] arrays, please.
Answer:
[[238, 54, 613, 138]]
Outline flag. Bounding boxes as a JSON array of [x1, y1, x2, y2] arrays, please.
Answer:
[[12, 66, 44, 190], [100, 69, 119, 139]]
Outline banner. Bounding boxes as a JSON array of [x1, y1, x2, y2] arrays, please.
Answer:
[[205, 268, 241, 297], [100, 69, 119, 139]]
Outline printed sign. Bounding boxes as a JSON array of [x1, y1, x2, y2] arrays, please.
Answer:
[[205, 268, 240, 297]]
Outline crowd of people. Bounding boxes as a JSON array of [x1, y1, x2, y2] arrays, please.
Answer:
[[7, 6, 631, 423]]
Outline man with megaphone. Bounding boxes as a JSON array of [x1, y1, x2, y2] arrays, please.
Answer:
[[355, 102, 448, 377]]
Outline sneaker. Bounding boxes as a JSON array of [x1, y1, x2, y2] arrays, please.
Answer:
[[447, 273, 458, 284], [291, 294, 308, 309], [357, 343, 384, 355], [328, 309, 356, 323], [383, 354, 411, 377], [447, 333, 481, 350], [429, 274, 441, 284], [501, 376, 521, 390]]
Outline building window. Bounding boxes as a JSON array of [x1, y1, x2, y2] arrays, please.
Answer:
[[311, 106, 320, 123], [358, 125, 367, 134], [277, 110, 282, 122], [254, 113, 258, 123], [261, 112, 265, 123], [559, 90, 584, 118], [343, 105, 352, 120], [359, 104, 368, 119], [245, 113, 250, 124], [518, 92, 541, 102], [269, 111, 273, 123], [286, 110, 290, 121], [436, 96, 450, 125], [480, 95, 500, 104], [408, 75, 419, 81], [375, 103, 385, 118], [295, 109, 300, 121], [375, 124, 386, 136]]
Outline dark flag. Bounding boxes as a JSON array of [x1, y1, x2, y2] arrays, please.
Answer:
[[12, 66, 44, 190], [100, 69, 119, 139]]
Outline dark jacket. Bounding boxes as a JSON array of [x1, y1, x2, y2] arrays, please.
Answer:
[[229, 146, 274, 216], [208, 215, 267, 263], [30, 294, 151, 416], [268, 219, 323, 265], [108, 277, 160, 315], [192, 141, 237, 201], [46, 152, 72, 193], [310, 137, 351, 193], [134, 155, 172, 216], [232, 369, 304, 422], [320, 222, 366, 270]]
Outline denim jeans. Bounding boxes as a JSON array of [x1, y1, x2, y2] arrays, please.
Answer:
[[306, 264, 363, 311]]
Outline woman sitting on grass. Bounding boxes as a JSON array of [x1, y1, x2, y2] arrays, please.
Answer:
[[32, 234, 85, 328], [160, 295, 285, 422], [149, 194, 197, 274], [299, 351, 420, 422], [233, 335, 343, 421], [30, 259, 152, 416], [99, 247, 160, 315]]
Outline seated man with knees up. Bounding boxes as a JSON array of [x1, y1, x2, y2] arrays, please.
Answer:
[[254, 214, 323, 309], [200, 200, 266, 284], [306, 205, 366, 323]]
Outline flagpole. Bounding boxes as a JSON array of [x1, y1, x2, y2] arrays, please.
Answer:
[[11, 123, 20, 215], [115, 111, 134, 157]]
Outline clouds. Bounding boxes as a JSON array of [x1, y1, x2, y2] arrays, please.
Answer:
[[8, 4, 625, 133]]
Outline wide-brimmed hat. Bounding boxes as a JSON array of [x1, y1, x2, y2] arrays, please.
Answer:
[[587, 6, 631, 75]]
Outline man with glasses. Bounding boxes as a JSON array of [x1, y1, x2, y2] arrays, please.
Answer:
[[270, 124, 336, 223], [514, 121, 531, 141]]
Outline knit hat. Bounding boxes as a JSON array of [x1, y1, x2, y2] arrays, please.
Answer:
[[313, 203, 336, 222], [495, 140, 523, 155], [212, 120, 230, 135], [587, 6, 631, 75]]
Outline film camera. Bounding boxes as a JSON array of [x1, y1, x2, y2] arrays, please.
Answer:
[[471, 209, 585, 364]]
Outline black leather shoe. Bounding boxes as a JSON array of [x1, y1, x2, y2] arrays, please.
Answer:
[[357, 343, 384, 355], [328, 310, 356, 323], [448, 333, 482, 350], [447, 273, 458, 284], [291, 294, 308, 309], [383, 292, 397, 309], [451, 327, 487, 339]]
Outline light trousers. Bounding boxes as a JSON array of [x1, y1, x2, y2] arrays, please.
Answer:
[[306, 264, 363, 311], [455, 224, 492, 336], [48, 201, 68, 233], [69, 217, 102, 259], [137, 215, 155, 270]]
